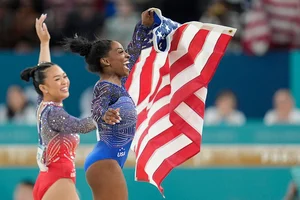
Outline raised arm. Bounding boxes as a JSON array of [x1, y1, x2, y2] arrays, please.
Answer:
[[122, 10, 155, 86], [35, 14, 51, 104], [35, 14, 51, 64], [48, 106, 96, 134], [126, 22, 152, 69]]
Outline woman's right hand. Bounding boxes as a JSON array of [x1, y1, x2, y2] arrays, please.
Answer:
[[35, 14, 50, 44], [102, 108, 122, 125]]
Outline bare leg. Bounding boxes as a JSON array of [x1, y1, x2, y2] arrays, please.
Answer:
[[42, 178, 79, 200], [86, 159, 128, 200]]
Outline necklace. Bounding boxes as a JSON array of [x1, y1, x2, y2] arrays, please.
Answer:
[[41, 101, 63, 107]]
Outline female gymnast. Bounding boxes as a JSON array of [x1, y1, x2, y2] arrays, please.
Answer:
[[20, 14, 96, 200], [65, 9, 154, 200]]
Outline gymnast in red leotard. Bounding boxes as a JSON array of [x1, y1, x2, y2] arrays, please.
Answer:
[[20, 14, 96, 200]]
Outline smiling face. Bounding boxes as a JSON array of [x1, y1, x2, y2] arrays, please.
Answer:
[[39, 65, 70, 102], [103, 41, 131, 77]]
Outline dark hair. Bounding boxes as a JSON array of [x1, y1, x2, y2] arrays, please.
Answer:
[[6, 85, 27, 119], [18, 179, 35, 188], [64, 35, 112, 74], [20, 62, 55, 96], [216, 89, 237, 105]]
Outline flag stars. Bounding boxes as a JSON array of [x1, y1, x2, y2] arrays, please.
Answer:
[[157, 31, 163, 39], [165, 25, 170, 32]]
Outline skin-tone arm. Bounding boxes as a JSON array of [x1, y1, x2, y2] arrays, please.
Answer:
[[35, 14, 51, 63]]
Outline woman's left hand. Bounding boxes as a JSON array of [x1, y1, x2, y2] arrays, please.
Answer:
[[141, 8, 155, 27], [35, 14, 50, 44]]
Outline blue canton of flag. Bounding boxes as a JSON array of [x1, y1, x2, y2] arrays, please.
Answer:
[[142, 9, 180, 52]]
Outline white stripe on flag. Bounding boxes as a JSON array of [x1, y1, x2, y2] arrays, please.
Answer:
[[170, 27, 222, 97], [144, 133, 192, 184], [148, 96, 170, 118], [133, 95, 170, 152], [135, 52, 168, 114], [151, 52, 169, 94], [146, 73, 170, 111], [131, 116, 149, 151], [194, 87, 208, 103], [137, 115, 172, 159], [128, 47, 152, 104], [169, 24, 200, 66], [174, 102, 204, 134]]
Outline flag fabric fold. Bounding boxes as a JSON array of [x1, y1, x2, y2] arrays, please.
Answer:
[[125, 8, 236, 195]]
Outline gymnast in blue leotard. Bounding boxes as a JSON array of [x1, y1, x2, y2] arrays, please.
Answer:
[[65, 9, 155, 200], [85, 79, 137, 169]]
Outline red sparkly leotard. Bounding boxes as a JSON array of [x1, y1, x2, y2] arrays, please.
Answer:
[[33, 100, 95, 200]]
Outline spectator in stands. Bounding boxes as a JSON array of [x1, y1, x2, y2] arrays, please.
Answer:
[[11, 0, 40, 53], [43, 0, 72, 50], [200, 0, 244, 52], [0, 1, 15, 49], [0, 85, 36, 124], [101, 0, 139, 47], [13, 179, 34, 200], [205, 89, 246, 126], [79, 86, 93, 118], [264, 89, 300, 125], [63, 0, 105, 41], [242, 0, 300, 56]]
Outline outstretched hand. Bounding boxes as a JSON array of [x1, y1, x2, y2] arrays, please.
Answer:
[[35, 14, 50, 44], [102, 108, 122, 125], [141, 8, 155, 27]]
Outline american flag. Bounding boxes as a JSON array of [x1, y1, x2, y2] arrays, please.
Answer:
[[125, 8, 236, 195], [242, 0, 300, 55]]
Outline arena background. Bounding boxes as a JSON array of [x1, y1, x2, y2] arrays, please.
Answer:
[[1, 0, 300, 199]]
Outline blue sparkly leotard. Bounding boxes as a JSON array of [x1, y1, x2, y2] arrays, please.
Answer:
[[84, 22, 152, 170]]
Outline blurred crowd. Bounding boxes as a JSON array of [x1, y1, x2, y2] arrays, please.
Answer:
[[0, 0, 299, 125], [0, 0, 142, 53], [1, 84, 300, 126], [0, 0, 300, 55]]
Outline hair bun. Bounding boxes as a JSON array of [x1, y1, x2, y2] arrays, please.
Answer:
[[79, 42, 92, 56], [64, 35, 92, 57], [20, 67, 35, 82]]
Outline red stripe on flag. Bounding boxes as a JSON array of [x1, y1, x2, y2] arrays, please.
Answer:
[[170, 111, 202, 144], [199, 34, 231, 83], [149, 61, 170, 103], [136, 126, 181, 182], [134, 85, 171, 155], [125, 57, 139, 90], [135, 104, 170, 156], [264, 0, 299, 7], [170, 33, 232, 111], [169, 24, 188, 52], [151, 85, 171, 104], [136, 108, 148, 129], [170, 29, 210, 80], [184, 93, 205, 119], [138, 49, 157, 104], [152, 141, 201, 193]]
